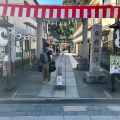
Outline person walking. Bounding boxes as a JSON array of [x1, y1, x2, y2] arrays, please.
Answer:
[[56, 45, 59, 56], [42, 43, 53, 83]]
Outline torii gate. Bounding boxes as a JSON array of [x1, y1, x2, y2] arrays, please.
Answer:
[[0, 3, 120, 60], [0, 3, 120, 89]]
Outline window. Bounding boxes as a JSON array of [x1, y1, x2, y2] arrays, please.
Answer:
[[103, 0, 107, 4], [25, 41, 29, 52]]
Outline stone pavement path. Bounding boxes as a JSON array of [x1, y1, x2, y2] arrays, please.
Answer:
[[1, 52, 120, 99], [0, 103, 120, 120], [0, 52, 79, 99], [38, 53, 79, 98]]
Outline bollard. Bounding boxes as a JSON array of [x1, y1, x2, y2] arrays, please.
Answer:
[[56, 66, 62, 86], [62, 52, 64, 56], [111, 74, 115, 92]]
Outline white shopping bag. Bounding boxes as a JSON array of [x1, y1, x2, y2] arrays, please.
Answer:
[[56, 76, 62, 85]]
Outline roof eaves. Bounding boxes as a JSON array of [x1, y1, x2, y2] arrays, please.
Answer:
[[0, 19, 13, 27], [109, 21, 120, 28]]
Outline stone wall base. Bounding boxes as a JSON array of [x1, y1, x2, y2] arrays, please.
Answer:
[[85, 72, 106, 83], [77, 58, 89, 71]]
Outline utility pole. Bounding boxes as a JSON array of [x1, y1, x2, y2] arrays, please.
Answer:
[[29, 36, 32, 67], [5, 0, 12, 90], [6, 28, 12, 90]]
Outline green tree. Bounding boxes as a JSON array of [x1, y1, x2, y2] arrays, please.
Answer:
[[62, 0, 89, 5], [48, 21, 75, 39], [48, 0, 89, 40], [60, 22, 74, 39], [77, 0, 89, 4], [48, 22, 61, 34]]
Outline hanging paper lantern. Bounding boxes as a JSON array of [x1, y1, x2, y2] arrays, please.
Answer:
[[0, 27, 8, 46]]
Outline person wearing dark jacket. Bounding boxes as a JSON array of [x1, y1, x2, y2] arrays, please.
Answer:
[[42, 43, 53, 83]]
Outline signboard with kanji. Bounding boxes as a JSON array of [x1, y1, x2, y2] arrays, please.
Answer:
[[89, 24, 102, 75], [110, 55, 120, 74]]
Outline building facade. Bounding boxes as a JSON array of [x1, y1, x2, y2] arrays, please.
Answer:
[[73, 0, 118, 70], [0, 0, 38, 78]]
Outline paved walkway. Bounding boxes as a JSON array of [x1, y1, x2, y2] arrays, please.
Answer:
[[38, 52, 79, 98], [0, 52, 79, 99], [1, 52, 120, 100]]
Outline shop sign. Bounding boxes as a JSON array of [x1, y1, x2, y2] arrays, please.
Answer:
[[110, 55, 120, 74]]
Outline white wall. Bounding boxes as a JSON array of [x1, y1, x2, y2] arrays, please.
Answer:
[[0, 0, 6, 3], [7, 0, 37, 60]]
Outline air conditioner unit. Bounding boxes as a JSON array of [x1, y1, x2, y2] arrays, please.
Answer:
[[21, 36, 26, 40], [8, 27, 15, 34], [26, 36, 29, 40], [0, 27, 8, 46], [16, 34, 22, 40]]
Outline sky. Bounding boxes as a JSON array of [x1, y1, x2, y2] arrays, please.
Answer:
[[37, 0, 63, 5]]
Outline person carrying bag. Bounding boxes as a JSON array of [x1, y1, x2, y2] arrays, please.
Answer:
[[40, 43, 53, 83], [49, 60, 56, 72]]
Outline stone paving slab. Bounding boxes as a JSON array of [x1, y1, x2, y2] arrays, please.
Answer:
[[0, 117, 12, 120], [17, 87, 40, 96], [65, 69, 73, 72], [66, 78, 76, 86], [64, 116, 90, 120], [62, 72, 65, 77], [90, 116, 117, 120], [50, 77, 56, 82], [107, 106, 120, 111], [11, 116, 38, 120], [38, 85, 54, 97], [116, 116, 120, 120], [0, 106, 18, 112], [52, 90, 65, 97], [66, 86, 79, 98], [38, 116, 64, 120], [63, 106, 86, 111], [66, 72, 75, 77]]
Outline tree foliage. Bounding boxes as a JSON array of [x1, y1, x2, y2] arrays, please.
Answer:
[[48, 22, 75, 39], [48, 0, 89, 40], [48, 23, 61, 34], [62, 0, 89, 5]]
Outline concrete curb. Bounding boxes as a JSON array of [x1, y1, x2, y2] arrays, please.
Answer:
[[1, 98, 120, 104]]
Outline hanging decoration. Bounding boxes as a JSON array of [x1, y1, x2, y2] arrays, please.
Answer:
[[0, 3, 119, 18]]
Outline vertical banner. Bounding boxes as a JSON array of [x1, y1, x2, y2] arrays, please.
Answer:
[[16, 41, 22, 58]]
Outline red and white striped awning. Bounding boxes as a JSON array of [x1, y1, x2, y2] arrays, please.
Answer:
[[0, 4, 120, 18]]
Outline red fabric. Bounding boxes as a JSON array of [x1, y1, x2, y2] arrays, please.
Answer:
[[0, 4, 119, 18]]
